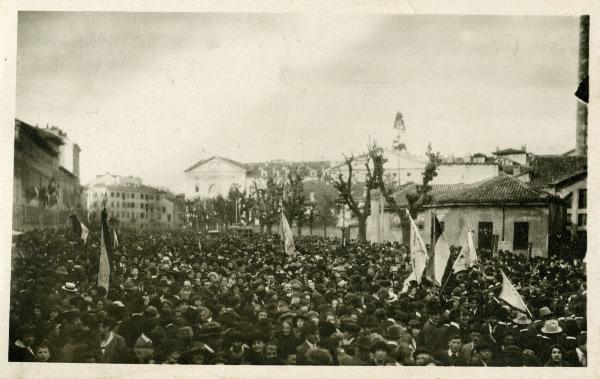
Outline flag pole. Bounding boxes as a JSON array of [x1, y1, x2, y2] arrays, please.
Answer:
[[499, 268, 533, 318]]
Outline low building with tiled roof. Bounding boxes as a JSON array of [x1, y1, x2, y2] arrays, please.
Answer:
[[413, 175, 567, 258]]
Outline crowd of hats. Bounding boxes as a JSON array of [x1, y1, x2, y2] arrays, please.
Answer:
[[8, 227, 586, 366]]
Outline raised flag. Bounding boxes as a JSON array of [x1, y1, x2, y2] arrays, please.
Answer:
[[425, 213, 451, 285], [98, 208, 112, 291], [498, 270, 531, 315], [407, 210, 428, 283], [452, 230, 477, 273], [280, 211, 296, 257], [70, 215, 89, 244]]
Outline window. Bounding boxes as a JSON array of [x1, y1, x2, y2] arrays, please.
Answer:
[[195, 185, 199, 193], [163, 207, 166, 213], [406, 172, 411, 177], [110, 192, 114, 197], [111, 202, 114, 207], [564, 193, 573, 208], [168, 214, 171, 222], [578, 214, 587, 227], [578, 189, 587, 209], [141, 213, 145, 219], [392, 173, 397, 178], [513, 222, 529, 250], [478, 222, 493, 250]]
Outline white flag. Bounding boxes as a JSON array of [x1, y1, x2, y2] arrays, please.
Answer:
[[467, 230, 478, 267], [281, 212, 296, 257], [407, 210, 427, 283], [80, 222, 89, 244], [434, 234, 451, 285], [498, 270, 530, 314], [452, 230, 477, 273]]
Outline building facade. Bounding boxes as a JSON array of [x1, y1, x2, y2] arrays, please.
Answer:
[[431, 163, 499, 185], [85, 173, 182, 229], [13, 119, 84, 230], [330, 148, 426, 186], [184, 156, 250, 199]]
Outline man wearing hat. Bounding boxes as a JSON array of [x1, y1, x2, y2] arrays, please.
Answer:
[[296, 321, 320, 365], [370, 340, 399, 366], [535, 319, 562, 362], [97, 315, 130, 363], [8, 324, 36, 362]]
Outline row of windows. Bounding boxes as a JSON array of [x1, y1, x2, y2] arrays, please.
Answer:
[[109, 192, 156, 200], [110, 211, 172, 222], [564, 189, 587, 209]]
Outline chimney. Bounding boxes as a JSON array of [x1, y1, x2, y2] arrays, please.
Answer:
[[521, 144, 526, 152], [576, 15, 589, 156]]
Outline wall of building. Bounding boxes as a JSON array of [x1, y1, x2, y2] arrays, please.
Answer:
[[431, 164, 499, 185], [185, 158, 248, 199], [557, 177, 587, 235], [414, 205, 550, 258]]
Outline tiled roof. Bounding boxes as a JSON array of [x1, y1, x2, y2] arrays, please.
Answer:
[[391, 183, 467, 207], [493, 148, 526, 155], [184, 156, 248, 173], [527, 155, 588, 189], [429, 175, 556, 206]]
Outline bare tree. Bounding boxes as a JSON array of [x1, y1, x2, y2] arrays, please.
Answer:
[[333, 142, 383, 242]]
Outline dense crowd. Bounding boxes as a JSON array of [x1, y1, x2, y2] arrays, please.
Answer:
[[9, 223, 587, 366]]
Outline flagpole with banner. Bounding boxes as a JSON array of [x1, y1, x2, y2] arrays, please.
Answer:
[[498, 269, 532, 317], [406, 209, 427, 284], [98, 194, 112, 291]]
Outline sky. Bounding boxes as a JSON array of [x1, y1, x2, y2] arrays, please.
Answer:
[[15, 12, 581, 193]]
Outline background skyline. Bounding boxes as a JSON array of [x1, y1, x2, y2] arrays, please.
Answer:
[[16, 12, 582, 192]]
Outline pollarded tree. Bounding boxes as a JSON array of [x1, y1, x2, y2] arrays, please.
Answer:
[[283, 167, 307, 235], [378, 143, 441, 244], [333, 142, 383, 242]]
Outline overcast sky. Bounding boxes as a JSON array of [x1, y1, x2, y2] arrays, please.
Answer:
[[16, 12, 581, 192]]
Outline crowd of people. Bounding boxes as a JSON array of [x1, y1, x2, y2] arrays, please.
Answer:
[[9, 222, 587, 366]]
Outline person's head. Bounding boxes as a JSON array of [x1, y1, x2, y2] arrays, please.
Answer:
[[257, 310, 268, 322], [550, 345, 563, 363], [306, 347, 332, 365], [470, 330, 482, 345], [478, 343, 493, 362], [502, 333, 514, 346], [487, 314, 499, 326], [448, 334, 462, 353], [251, 334, 267, 354], [265, 342, 278, 360], [97, 316, 115, 338], [131, 267, 139, 278], [414, 349, 433, 366], [20, 326, 35, 347], [281, 321, 292, 336], [35, 344, 51, 362], [370, 341, 391, 364], [302, 321, 320, 344]]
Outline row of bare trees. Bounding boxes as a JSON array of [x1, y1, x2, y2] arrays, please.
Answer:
[[185, 167, 338, 234]]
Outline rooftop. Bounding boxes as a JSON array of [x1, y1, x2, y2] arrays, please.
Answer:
[[527, 155, 588, 188], [428, 175, 558, 206]]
